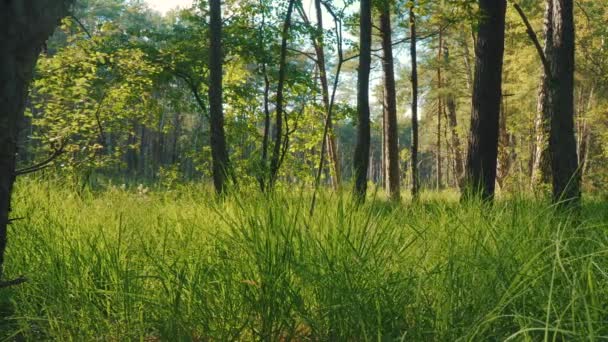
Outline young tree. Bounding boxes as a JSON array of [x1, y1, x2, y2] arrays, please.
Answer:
[[313, 0, 341, 190], [353, 0, 372, 201], [0, 0, 73, 285], [463, 0, 507, 201], [269, 0, 297, 188], [208, 0, 231, 194], [379, 0, 400, 201]]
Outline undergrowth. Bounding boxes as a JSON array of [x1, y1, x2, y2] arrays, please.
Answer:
[[1, 179, 607, 340]]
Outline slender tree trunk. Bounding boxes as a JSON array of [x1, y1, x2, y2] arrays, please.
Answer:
[[0, 0, 72, 283], [409, 2, 420, 199], [444, 45, 464, 187], [270, 0, 296, 188], [578, 87, 593, 184], [259, 66, 271, 191], [380, 2, 400, 200], [548, 0, 580, 205], [531, 0, 554, 187], [313, 0, 341, 190], [463, 0, 507, 201], [436, 27, 443, 190], [353, 0, 372, 201], [208, 0, 231, 194], [461, 31, 474, 93]]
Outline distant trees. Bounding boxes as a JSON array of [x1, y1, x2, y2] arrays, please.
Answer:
[[463, 0, 507, 201], [5, 0, 597, 213]]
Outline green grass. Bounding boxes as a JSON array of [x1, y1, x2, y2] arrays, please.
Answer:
[[1, 179, 608, 340]]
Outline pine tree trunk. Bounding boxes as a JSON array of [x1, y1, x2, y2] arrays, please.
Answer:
[[313, 0, 341, 190], [436, 28, 444, 190], [444, 45, 464, 187], [409, 2, 420, 199], [353, 0, 372, 201], [548, 0, 580, 205], [380, 2, 400, 201], [463, 0, 507, 201], [0, 0, 72, 282]]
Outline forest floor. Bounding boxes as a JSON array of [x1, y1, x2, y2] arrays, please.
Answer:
[[1, 179, 607, 340]]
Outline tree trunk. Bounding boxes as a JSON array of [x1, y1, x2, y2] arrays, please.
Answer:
[[436, 28, 444, 190], [444, 45, 465, 187], [530, 0, 554, 188], [380, 2, 400, 201], [313, 0, 341, 190], [353, 0, 372, 201], [259, 66, 271, 191], [548, 0, 580, 205], [463, 0, 507, 201], [0, 0, 72, 282], [208, 0, 231, 194], [269, 0, 296, 188], [409, 2, 420, 200]]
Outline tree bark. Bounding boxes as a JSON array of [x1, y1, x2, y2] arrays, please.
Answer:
[[463, 0, 507, 201], [312, 0, 341, 190], [548, 0, 580, 205], [380, 2, 400, 201], [530, 0, 554, 188], [269, 0, 296, 188], [409, 2, 420, 200], [353, 0, 372, 201], [208, 0, 231, 194], [443, 45, 464, 187], [436, 28, 443, 190], [0, 0, 73, 281]]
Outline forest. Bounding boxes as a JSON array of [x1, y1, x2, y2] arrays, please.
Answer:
[[1, 0, 608, 340]]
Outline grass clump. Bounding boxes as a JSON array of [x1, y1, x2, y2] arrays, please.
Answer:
[[1, 179, 607, 340]]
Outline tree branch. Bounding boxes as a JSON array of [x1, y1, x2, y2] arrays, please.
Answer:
[[512, 3, 551, 77], [15, 144, 65, 176]]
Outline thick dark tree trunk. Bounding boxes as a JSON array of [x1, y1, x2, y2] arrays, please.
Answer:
[[463, 0, 507, 201], [353, 0, 372, 201], [380, 2, 400, 201], [548, 0, 580, 205], [409, 2, 420, 200], [269, 0, 296, 188], [0, 0, 72, 282], [208, 0, 231, 194]]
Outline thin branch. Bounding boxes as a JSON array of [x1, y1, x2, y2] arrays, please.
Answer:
[[512, 3, 551, 77], [15, 145, 65, 176], [70, 16, 93, 39], [287, 47, 318, 62]]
